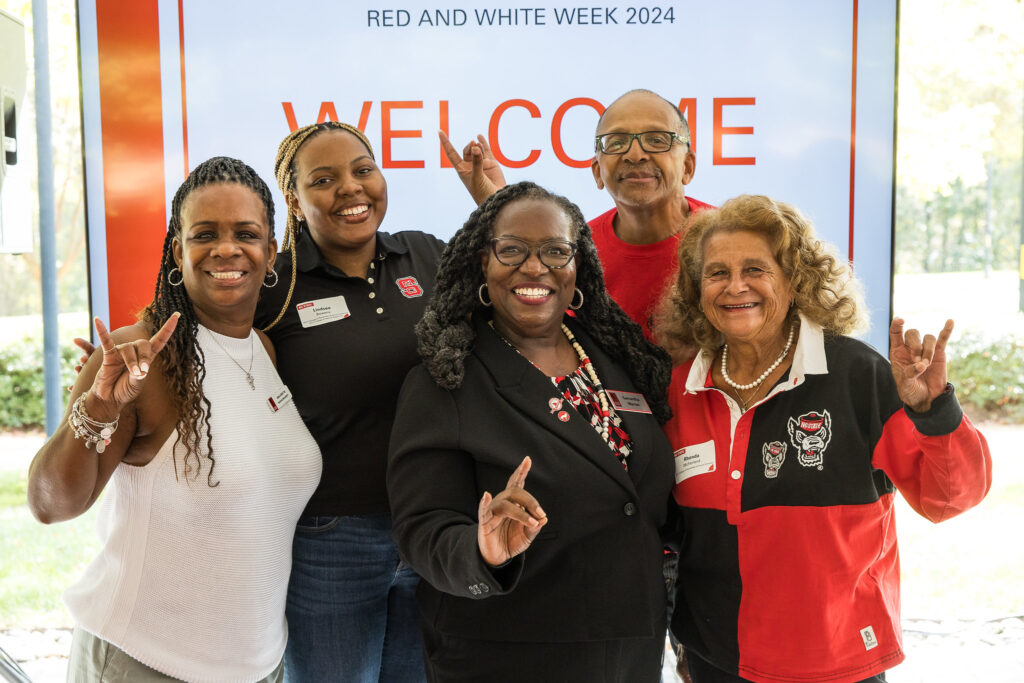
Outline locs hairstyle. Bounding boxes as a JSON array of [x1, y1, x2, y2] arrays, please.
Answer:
[[263, 121, 375, 331], [140, 156, 276, 485], [416, 181, 672, 423]]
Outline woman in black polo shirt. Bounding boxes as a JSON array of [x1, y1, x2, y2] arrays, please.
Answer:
[[255, 121, 444, 683]]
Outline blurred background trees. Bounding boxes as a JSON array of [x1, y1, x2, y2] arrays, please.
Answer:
[[895, 0, 1023, 275]]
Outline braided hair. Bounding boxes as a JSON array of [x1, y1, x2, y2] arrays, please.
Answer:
[[417, 181, 672, 423], [263, 121, 375, 331], [140, 156, 276, 485]]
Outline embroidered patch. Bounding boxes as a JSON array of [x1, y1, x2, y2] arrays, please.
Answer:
[[787, 409, 832, 470], [395, 276, 424, 298], [761, 441, 786, 479]]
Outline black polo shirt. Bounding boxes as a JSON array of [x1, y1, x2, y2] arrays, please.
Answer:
[[255, 229, 445, 516]]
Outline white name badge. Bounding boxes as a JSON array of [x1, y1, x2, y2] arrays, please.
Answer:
[[267, 385, 293, 413], [673, 440, 717, 484], [605, 389, 652, 414], [296, 296, 351, 328]]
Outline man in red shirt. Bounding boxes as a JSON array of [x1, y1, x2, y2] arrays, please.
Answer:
[[442, 89, 712, 336]]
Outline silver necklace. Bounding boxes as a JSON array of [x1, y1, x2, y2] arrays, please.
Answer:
[[206, 328, 256, 390], [721, 323, 795, 392]]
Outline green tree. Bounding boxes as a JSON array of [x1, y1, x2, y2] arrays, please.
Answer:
[[0, 0, 88, 317], [896, 0, 1024, 275]]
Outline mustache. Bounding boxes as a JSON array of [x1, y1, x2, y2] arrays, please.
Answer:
[[617, 166, 662, 180]]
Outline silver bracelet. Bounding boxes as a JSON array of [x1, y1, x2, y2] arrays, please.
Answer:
[[69, 393, 120, 453]]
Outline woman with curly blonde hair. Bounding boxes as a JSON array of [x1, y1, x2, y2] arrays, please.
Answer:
[[656, 193, 865, 360], [657, 195, 991, 683]]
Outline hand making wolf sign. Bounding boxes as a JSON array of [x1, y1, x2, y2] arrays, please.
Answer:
[[889, 317, 954, 413], [477, 456, 548, 567]]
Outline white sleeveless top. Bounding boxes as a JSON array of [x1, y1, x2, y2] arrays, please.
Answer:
[[65, 325, 322, 683]]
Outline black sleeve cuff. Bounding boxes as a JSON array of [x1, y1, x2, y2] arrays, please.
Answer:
[[905, 383, 963, 436]]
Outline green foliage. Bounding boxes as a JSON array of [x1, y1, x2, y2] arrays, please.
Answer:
[[0, 469, 28, 508], [894, 0, 1023, 276], [0, 339, 77, 429], [948, 332, 1024, 421]]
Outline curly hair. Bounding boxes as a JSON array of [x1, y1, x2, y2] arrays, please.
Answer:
[[417, 181, 672, 423], [263, 121, 375, 331], [140, 156, 276, 485], [656, 194, 866, 357]]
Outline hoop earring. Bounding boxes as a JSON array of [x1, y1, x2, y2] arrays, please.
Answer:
[[167, 267, 183, 287], [263, 270, 279, 288], [478, 283, 492, 307], [569, 287, 584, 310]]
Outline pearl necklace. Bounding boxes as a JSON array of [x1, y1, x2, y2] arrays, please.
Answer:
[[721, 323, 795, 392], [561, 324, 616, 451]]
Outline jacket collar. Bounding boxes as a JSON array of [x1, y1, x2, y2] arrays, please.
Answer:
[[683, 312, 829, 394], [472, 314, 650, 495]]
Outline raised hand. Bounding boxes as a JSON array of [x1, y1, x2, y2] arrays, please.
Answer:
[[67, 337, 98, 390], [477, 456, 547, 567], [89, 314, 180, 413], [439, 130, 507, 205], [889, 317, 954, 413]]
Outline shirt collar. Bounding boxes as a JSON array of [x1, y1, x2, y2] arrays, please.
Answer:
[[683, 311, 829, 394], [294, 230, 409, 275]]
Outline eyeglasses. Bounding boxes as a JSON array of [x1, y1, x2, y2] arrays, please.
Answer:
[[489, 237, 578, 269], [594, 131, 689, 155]]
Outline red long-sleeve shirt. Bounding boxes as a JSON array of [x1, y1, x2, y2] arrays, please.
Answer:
[[663, 317, 992, 683]]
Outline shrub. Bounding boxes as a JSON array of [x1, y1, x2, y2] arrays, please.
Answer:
[[0, 339, 77, 429], [948, 332, 1024, 423]]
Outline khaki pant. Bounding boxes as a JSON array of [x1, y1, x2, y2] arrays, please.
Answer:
[[66, 628, 284, 683]]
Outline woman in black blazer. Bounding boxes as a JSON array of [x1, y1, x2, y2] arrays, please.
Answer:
[[387, 182, 675, 682]]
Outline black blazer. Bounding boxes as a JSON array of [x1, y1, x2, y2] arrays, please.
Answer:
[[387, 315, 674, 644]]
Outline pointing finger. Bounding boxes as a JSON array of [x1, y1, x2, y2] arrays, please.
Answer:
[[149, 312, 181, 355], [888, 318, 904, 351], [507, 456, 532, 489], [935, 319, 954, 353], [94, 318, 116, 353], [438, 130, 462, 166]]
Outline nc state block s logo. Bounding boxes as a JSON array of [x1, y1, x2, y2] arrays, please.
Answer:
[[395, 276, 424, 298]]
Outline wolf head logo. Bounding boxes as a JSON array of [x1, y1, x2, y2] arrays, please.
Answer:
[[762, 441, 787, 479], [787, 410, 832, 469]]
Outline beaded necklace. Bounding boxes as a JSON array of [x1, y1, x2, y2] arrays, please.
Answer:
[[486, 320, 618, 452], [560, 324, 616, 451]]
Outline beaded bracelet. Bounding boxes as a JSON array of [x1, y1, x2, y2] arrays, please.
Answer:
[[69, 393, 120, 453]]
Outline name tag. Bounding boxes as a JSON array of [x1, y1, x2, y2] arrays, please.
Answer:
[[605, 389, 652, 414], [267, 385, 294, 413], [673, 440, 716, 484], [296, 296, 350, 328]]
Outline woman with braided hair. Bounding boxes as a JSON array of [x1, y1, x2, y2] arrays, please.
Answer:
[[28, 157, 322, 682], [387, 181, 675, 682], [253, 121, 444, 682]]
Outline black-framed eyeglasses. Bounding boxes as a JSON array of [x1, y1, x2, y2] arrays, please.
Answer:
[[489, 237, 578, 269], [594, 131, 689, 155]]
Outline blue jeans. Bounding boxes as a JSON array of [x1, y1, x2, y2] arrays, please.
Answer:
[[284, 513, 426, 683]]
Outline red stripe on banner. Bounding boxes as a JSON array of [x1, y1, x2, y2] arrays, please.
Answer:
[[96, 0, 166, 328], [179, 0, 189, 175], [849, 0, 858, 263]]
